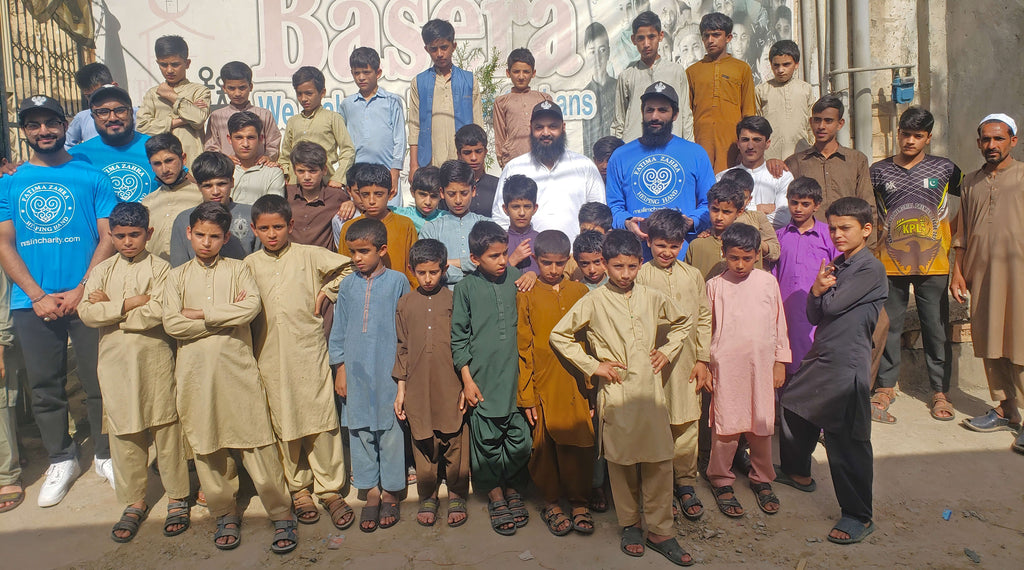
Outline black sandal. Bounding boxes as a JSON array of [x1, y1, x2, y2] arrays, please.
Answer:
[[542, 505, 572, 536], [712, 485, 744, 518], [271, 519, 298, 554], [571, 509, 595, 535], [359, 503, 380, 533], [163, 500, 191, 537], [214, 514, 241, 550], [620, 526, 645, 557], [750, 482, 780, 515], [674, 485, 704, 521], [646, 537, 695, 567], [378, 501, 401, 529], [505, 492, 529, 527], [417, 497, 439, 527], [447, 497, 468, 528], [487, 499, 516, 536], [111, 504, 149, 543]]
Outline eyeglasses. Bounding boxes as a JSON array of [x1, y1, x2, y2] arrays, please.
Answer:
[[23, 119, 66, 132], [92, 106, 131, 119]]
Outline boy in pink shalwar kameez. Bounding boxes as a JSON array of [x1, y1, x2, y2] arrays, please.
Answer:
[[706, 223, 790, 518]]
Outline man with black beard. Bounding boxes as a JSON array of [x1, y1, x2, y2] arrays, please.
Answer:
[[606, 81, 716, 258], [0, 96, 118, 507], [491, 101, 605, 242], [68, 85, 157, 202]]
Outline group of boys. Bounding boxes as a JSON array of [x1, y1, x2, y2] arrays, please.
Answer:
[[0, 6, 1021, 569]]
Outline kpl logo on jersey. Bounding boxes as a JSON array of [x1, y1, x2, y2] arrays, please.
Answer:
[[103, 162, 153, 202]]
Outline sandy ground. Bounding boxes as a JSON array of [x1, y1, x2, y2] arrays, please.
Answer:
[[1, 372, 1023, 569]]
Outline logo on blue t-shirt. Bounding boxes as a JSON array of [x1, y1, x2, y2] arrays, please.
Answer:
[[18, 183, 76, 233], [102, 162, 152, 202], [631, 154, 685, 207]]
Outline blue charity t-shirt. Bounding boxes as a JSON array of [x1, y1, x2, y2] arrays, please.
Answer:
[[69, 131, 156, 202], [0, 160, 119, 309], [605, 135, 716, 256]]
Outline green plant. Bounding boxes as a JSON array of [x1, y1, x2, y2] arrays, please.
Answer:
[[454, 44, 505, 170]]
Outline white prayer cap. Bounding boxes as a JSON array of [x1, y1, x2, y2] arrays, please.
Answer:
[[979, 113, 1017, 135]]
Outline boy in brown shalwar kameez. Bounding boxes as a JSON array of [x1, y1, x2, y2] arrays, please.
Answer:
[[517, 230, 595, 537], [393, 239, 470, 528]]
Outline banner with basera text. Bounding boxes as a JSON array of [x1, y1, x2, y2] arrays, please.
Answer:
[[94, 0, 795, 157]]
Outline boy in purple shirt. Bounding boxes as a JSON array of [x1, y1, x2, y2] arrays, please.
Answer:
[[772, 177, 838, 375], [501, 174, 540, 282]]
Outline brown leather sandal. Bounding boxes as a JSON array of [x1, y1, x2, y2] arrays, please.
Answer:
[[931, 393, 955, 421], [291, 489, 320, 524]]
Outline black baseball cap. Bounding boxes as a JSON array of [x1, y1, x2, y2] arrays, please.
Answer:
[[640, 81, 679, 109], [531, 100, 563, 122], [18, 95, 67, 125], [89, 84, 133, 108]]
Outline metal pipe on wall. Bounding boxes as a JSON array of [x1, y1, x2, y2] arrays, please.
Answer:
[[817, 0, 828, 98], [830, 0, 852, 146], [800, 0, 821, 89], [851, 0, 873, 159]]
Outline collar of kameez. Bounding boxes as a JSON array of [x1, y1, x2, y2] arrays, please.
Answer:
[[783, 221, 822, 236], [806, 145, 849, 160], [508, 225, 534, 235], [119, 249, 150, 264], [358, 263, 387, 280], [837, 246, 870, 268], [193, 255, 222, 269], [166, 169, 190, 190], [300, 106, 321, 120], [606, 281, 633, 295], [530, 152, 563, 172], [263, 242, 291, 258], [653, 260, 678, 274]]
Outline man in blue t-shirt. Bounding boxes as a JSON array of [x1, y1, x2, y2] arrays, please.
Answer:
[[0, 95, 118, 508], [68, 85, 154, 202], [606, 81, 715, 257]]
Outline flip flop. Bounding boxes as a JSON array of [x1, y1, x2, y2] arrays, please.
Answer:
[[827, 516, 875, 544], [773, 465, 816, 492], [417, 497, 439, 527], [620, 526, 645, 557], [645, 537, 695, 567], [447, 497, 468, 528], [0, 485, 25, 514], [359, 503, 380, 533], [378, 501, 400, 529]]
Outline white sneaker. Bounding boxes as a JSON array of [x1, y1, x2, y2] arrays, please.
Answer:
[[95, 456, 116, 491], [37, 458, 82, 507]]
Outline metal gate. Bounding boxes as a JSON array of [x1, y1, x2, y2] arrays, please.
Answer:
[[1, 0, 92, 162]]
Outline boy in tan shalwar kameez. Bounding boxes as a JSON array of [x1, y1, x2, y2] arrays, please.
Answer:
[[162, 201, 297, 554], [551, 230, 695, 566], [78, 202, 190, 543], [244, 194, 354, 529], [136, 36, 211, 169], [635, 208, 712, 521]]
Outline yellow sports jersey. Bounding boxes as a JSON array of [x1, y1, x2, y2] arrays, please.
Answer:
[[871, 155, 963, 275]]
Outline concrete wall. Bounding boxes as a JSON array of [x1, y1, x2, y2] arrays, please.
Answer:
[[944, 1, 1024, 171]]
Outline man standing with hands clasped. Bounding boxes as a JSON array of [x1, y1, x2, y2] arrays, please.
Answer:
[[951, 113, 1024, 455], [0, 96, 118, 507]]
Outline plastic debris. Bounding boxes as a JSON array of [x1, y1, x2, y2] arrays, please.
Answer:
[[942, 509, 952, 521], [518, 550, 535, 561], [964, 548, 981, 563], [326, 534, 345, 550]]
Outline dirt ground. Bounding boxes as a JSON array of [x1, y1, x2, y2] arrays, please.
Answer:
[[1, 375, 1022, 569]]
